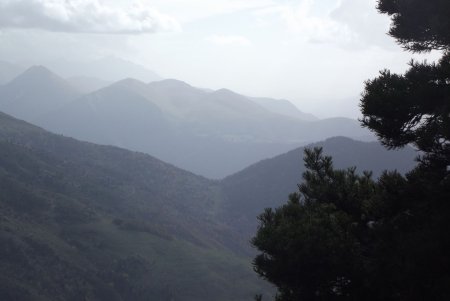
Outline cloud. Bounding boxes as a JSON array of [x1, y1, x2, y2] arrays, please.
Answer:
[[206, 34, 252, 46], [254, 0, 394, 49], [330, 0, 393, 48], [254, 0, 355, 44], [0, 0, 180, 34], [142, 0, 275, 23]]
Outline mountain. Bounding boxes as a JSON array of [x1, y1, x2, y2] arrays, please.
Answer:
[[219, 136, 418, 238], [0, 61, 25, 85], [0, 111, 270, 301], [144, 79, 210, 120], [45, 57, 162, 83], [36, 78, 296, 178], [37, 78, 173, 149], [143, 81, 283, 126], [37, 74, 372, 178], [250, 97, 318, 121], [0, 111, 419, 300], [0, 66, 80, 122], [142, 81, 368, 144]]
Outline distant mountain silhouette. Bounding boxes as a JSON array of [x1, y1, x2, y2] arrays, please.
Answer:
[[2, 67, 374, 178], [0, 66, 80, 122], [220, 136, 418, 238]]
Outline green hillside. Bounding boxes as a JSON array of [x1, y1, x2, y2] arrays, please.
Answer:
[[0, 112, 270, 301], [0, 111, 419, 301]]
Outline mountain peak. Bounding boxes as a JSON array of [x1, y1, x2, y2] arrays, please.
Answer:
[[27, 65, 51, 72], [21, 65, 54, 77], [10, 65, 64, 86], [214, 88, 239, 96], [0, 65, 80, 122], [113, 77, 147, 88], [211, 89, 252, 103], [151, 78, 194, 89], [97, 77, 150, 96]]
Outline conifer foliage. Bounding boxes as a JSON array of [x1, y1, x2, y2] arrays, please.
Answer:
[[252, 1, 450, 300], [361, 0, 450, 166], [377, 0, 450, 52]]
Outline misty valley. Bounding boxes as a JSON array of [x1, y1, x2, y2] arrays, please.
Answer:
[[0, 63, 418, 300], [0, 0, 449, 300]]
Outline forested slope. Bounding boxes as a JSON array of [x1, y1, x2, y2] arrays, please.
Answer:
[[0, 112, 268, 301]]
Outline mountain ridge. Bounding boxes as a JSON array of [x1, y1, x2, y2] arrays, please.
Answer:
[[1, 66, 373, 178]]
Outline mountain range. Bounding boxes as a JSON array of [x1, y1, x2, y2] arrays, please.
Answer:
[[0, 111, 417, 300], [0, 65, 374, 178]]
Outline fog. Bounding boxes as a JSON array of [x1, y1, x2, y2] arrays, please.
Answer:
[[0, 0, 439, 118], [1, 1, 445, 300]]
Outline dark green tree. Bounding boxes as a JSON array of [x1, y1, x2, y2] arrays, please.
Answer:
[[376, 0, 450, 52], [361, 0, 450, 166], [359, 1, 450, 297], [360, 54, 450, 163], [252, 148, 378, 300], [252, 0, 450, 300]]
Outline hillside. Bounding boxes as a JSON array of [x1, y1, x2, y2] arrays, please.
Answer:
[[0, 111, 421, 300], [0, 112, 269, 301], [220, 136, 418, 238]]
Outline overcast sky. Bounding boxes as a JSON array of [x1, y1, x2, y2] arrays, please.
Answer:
[[0, 0, 440, 118]]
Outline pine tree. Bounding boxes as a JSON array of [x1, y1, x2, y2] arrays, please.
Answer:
[[252, 1, 450, 299]]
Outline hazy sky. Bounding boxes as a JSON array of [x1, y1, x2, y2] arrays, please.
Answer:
[[0, 0, 440, 118]]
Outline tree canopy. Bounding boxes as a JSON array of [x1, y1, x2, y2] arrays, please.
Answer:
[[377, 0, 450, 52], [360, 53, 450, 164], [361, 0, 450, 166], [253, 147, 450, 300], [252, 1, 450, 300], [252, 148, 375, 300]]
